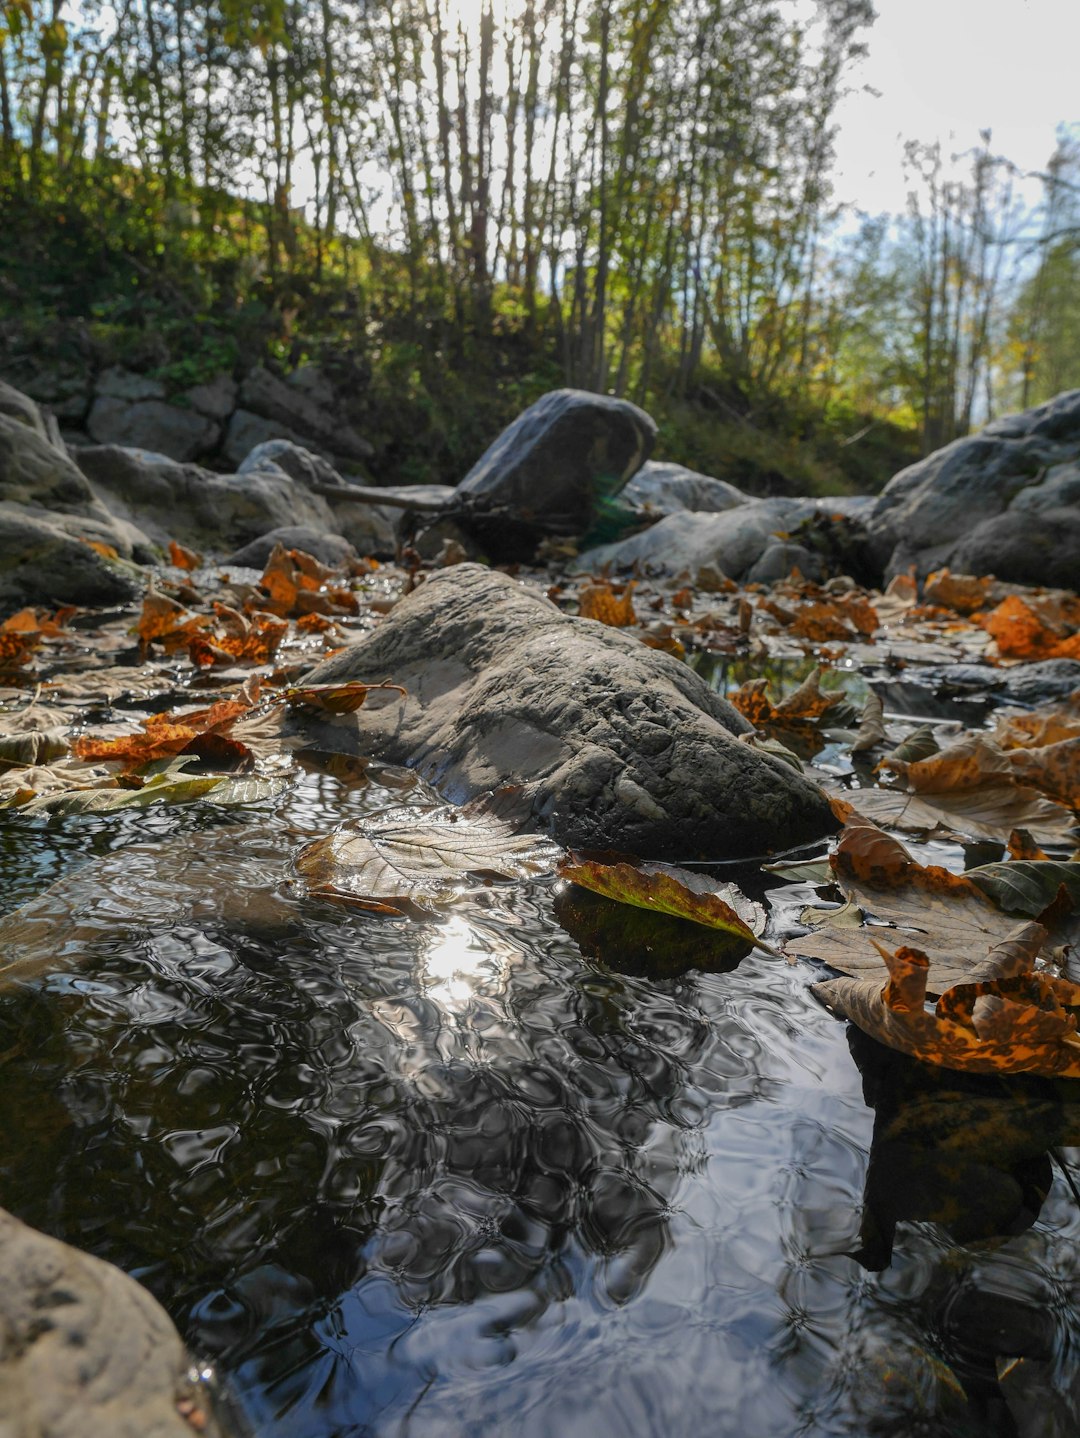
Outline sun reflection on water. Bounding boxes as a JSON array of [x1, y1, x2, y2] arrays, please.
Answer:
[[419, 915, 519, 1009]]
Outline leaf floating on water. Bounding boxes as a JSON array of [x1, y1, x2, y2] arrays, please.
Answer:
[[557, 854, 780, 957], [282, 680, 407, 715], [19, 770, 228, 814], [850, 688, 886, 754], [965, 860, 1080, 920], [295, 799, 562, 915], [845, 779, 1075, 847], [785, 816, 1067, 991], [812, 921, 1080, 1078]]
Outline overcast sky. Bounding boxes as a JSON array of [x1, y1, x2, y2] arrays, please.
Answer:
[[831, 0, 1080, 214]]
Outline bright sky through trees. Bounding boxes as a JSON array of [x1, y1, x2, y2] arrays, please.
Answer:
[[832, 0, 1080, 213]]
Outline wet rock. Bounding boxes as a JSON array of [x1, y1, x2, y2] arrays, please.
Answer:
[[622, 460, 749, 514], [455, 388, 657, 559], [87, 394, 219, 463], [577, 497, 830, 584], [75, 444, 336, 552], [998, 657, 1080, 706], [301, 564, 837, 858], [0, 505, 141, 611], [225, 526, 357, 569], [868, 389, 1080, 585], [0, 1205, 224, 1438]]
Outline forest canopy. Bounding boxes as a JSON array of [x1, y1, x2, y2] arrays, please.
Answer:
[[1, 0, 1078, 486]]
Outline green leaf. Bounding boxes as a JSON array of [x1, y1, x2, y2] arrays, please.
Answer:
[[557, 855, 780, 957]]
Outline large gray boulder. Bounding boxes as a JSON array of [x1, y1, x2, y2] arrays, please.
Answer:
[[622, 460, 749, 515], [867, 390, 1080, 586], [75, 444, 338, 551], [455, 388, 657, 559], [301, 565, 837, 858], [0, 506, 142, 610], [0, 381, 153, 577], [0, 1205, 224, 1438]]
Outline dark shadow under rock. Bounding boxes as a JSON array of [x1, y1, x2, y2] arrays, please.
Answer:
[[299, 564, 838, 859]]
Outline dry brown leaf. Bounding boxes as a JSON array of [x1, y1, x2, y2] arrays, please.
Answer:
[[578, 581, 637, 627], [922, 569, 997, 615], [785, 816, 1063, 990], [979, 594, 1080, 661], [812, 923, 1080, 1078], [72, 697, 253, 769], [1007, 737, 1080, 809], [168, 539, 203, 571]]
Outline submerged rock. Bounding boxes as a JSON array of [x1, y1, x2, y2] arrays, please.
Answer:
[[868, 389, 1080, 586], [0, 1205, 225, 1437], [455, 388, 657, 559], [301, 564, 837, 858]]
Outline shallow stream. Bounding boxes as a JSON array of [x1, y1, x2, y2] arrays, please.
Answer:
[[1, 706, 1078, 1436]]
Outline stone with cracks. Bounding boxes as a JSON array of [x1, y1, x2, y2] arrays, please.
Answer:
[[0, 1205, 225, 1438], [454, 388, 657, 558], [300, 564, 837, 858]]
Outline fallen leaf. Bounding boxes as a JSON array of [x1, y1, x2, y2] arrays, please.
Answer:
[[283, 680, 407, 715], [922, 569, 996, 615], [1007, 829, 1049, 861], [965, 859, 1080, 919], [979, 594, 1080, 661], [168, 539, 203, 571], [847, 784, 1076, 847], [812, 923, 1080, 1078], [851, 689, 886, 753], [137, 589, 210, 652], [784, 816, 1062, 990], [557, 854, 780, 956], [578, 580, 637, 627], [294, 798, 562, 914], [72, 697, 252, 769], [1006, 736, 1080, 808]]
